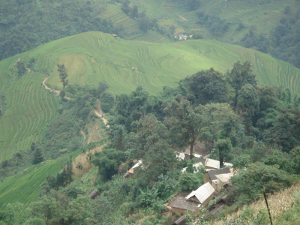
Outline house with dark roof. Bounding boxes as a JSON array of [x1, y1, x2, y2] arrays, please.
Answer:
[[204, 167, 233, 192], [169, 195, 200, 214]]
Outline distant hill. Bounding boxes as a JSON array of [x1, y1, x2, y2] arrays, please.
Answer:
[[1, 0, 298, 61], [1, 31, 300, 162]]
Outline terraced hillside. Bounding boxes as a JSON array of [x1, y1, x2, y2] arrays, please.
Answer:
[[0, 151, 79, 208], [127, 0, 298, 42], [1, 31, 300, 162], [0, 57, 59, 162], [41, 32, 300, 95]]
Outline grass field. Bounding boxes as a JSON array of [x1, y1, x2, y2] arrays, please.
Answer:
[[0, 150, 80, 208]]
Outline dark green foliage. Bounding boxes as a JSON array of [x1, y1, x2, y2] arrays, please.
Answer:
[[227, 61, 257, 108], [264, 150, 294, 173], [92, 149, 126, 181], [231, 163, 294, 203], [182, 68, 228, 105], [57, 64, 68, 90], [196, 12, 229, 36], [100, 92, 115, 112], [240, 31, 270, 53], [263, 108, 300, 152], [16, 61, 26, 77], [32, 148, 44, 165], [290, 146, 300, 174], [0, 0, 120, 60], [240, 11, 300, 68], [186, 0, 201, 11], [215, 138, 232, 167], [109, 125, 127, 151], [178, 172, 202, 191], [142, 140, 177, 183], [164, 96, 203, 157]]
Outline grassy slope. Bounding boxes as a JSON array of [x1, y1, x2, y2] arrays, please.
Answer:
[[41, 32, 300, 95], [212, 182, 300, 225], [129, 0, 297, 42], [1, 31, 300, 162], [0, 53, 59, 161], [0, 150, 80, 208]]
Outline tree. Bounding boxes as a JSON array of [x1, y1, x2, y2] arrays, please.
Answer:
[[100, 92, 115, 112], [15, 153, 22, 173], [32, 148, 44, 164], [215, 138, 232, 167], [16, 61, 26, 77], [231, 163, 293, 203], [57, 64, 68, 90], [142, 140, 177, 183], [164, 96, 203, 158], [92, 149, 126, 181], [227, 61, 257, 109], [110, 125, 127, 151], [199, 103, 245, 151], [264, 108, 300, 152], [184, 68, 228, 105], [237, 84, 260, 131]]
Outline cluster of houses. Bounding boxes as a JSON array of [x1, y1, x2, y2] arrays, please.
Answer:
[[118, 148, 235, 224], [174, 34, 193, 41], [168, 153, 235, 224]]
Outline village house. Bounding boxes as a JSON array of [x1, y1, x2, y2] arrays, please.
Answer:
[[123, 160, 143, 179], [169, 195, 200, 214], [205, 158, 220, 170], [185, 182, 217, 206], [204, 167, 233, 192]]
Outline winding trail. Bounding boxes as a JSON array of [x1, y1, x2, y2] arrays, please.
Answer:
[[42, 77, 109, 128], [42, 77, 70, 100]]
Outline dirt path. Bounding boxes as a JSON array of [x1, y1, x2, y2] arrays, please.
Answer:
[[42, 77, 71, 100], [178, 15, 188, 21], [80, 127, 87, 143], [94, 102, 110, 128], [42, 77, 109, 128]]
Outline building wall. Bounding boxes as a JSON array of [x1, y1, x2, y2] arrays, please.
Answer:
[[170, 207, 186, 215], [202, 193, 216, 206]]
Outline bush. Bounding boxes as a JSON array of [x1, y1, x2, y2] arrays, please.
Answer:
[[178, 172, 202, 191], [231, 163, 294, 203]]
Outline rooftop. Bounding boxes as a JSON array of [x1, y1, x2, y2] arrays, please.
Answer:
[[207, 167, 231, 180], [170, 196, 200, 212], [186, 182, 215, 204]]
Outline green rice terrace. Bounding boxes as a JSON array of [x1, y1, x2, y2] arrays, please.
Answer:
[[1, 31, 300, 163]]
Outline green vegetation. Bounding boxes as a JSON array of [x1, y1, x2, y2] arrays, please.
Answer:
[[0, 61, 300, 224], [0, 152, 78, 208], [14, 31, 300, 96], [2, 31, 299, 163], [0, 68, 59, 161]]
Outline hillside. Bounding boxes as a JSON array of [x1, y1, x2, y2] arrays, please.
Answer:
[[1, 31, 300, 162], [210, 182, 300, 225], [32, 32, 300, 95], [128, 0, 297, 39], [1, 0, 298, 61]]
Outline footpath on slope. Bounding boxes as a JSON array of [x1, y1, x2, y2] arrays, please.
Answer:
[[42, 77, 109, 128]]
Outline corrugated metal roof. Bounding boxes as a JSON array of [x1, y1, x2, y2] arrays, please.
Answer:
[[185, 182, 215, 204], [205, 158, 220, 169], [215, 173, 233, 183]]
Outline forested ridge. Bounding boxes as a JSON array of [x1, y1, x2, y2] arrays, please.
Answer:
[[0, 62, 299, 224], [0, 0, 119, 60]]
